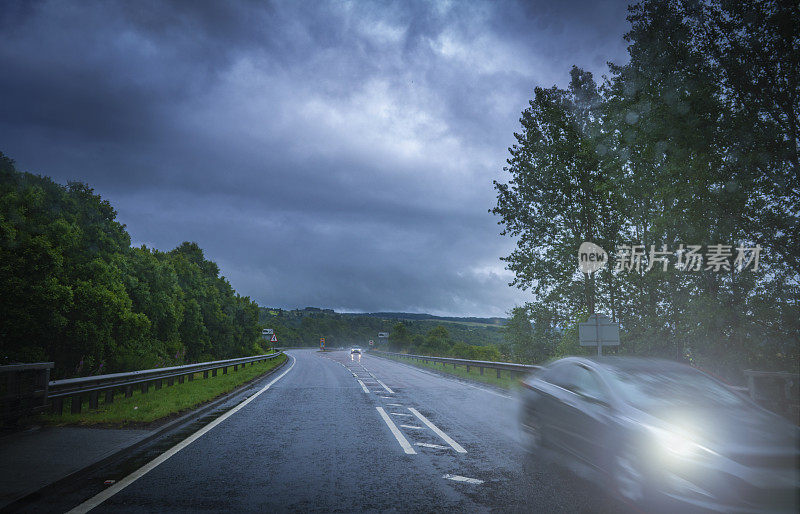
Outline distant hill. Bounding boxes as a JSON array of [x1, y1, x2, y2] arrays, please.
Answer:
[[257, 306, 507, 347], [259, 307, 507, 325], [347, 312, 507, 326]]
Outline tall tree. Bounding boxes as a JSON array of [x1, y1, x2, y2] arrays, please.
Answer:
[[492, 67, 622, 323]]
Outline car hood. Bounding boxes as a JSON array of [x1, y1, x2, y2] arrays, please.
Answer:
[[634, 404, 799, 456]]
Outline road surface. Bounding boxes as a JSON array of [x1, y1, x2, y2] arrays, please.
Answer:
[[47, 349, 626, 513]]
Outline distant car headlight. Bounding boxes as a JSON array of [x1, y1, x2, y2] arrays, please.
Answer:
[[646, 425, 717, 460]]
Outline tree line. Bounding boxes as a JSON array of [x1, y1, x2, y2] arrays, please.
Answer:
[[258, 307, 505, 351], [494, 0, 798, 380], [387, 323, 503, 361], [0, 153, 263, 378]]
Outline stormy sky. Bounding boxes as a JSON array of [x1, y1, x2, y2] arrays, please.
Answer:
[[0, 0, 631, 317]]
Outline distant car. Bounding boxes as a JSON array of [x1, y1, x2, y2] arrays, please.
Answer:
[[350, 347, 362, 354], [519, 357, 799, 513]]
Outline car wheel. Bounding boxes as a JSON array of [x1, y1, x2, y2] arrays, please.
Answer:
[[520, 411, 543, 452], [612, 447, 646, 504]]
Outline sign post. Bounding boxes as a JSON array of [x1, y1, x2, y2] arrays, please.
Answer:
[[578, 314, 620, 356], [377, 332, 388, 347], [262, 329, 275, 349]]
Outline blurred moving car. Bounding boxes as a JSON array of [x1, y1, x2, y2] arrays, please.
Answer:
[[519, 357, 799, 513], [350, 347, 362, 354]]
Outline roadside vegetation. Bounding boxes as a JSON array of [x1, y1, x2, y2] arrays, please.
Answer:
[[492, 0, 799, 382], [0, 154, 265, 378], [259, 307, 506, 348], [40, 354, 287, 426], [382, 353, 518, 390], [386, 324, 504, 361]]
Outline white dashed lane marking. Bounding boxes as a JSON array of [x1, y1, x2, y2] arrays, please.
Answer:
[[375, 378, 394, 394], [443, 474, 484, 484], [408, 408, 467, 453], [376, 407, 416, 455]]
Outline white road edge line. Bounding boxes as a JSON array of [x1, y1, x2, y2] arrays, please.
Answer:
[[416, 442, 448, 449], [66, 354, 297, 514], [375, 379, 394, 394], [443, 474, 484, 484], [375, 407, 416, 455], [408, 408, 467, 453], [356, 379, 370, 393]]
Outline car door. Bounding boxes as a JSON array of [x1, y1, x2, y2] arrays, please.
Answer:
[[556, 364, 614, 470], [538, 363, 581, 454]]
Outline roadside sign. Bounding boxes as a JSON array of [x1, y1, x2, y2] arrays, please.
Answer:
[[320, 337, 325, 348], [262, 328, 274, 336], [578, 314, 620, 356], [270, 334, 277, 343], [377, 332, 389, 338], [369, 340, 374, 346]]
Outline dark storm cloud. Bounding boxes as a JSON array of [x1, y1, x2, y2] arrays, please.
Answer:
[[0, 0, 631, 316]]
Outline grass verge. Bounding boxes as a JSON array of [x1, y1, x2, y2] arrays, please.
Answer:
[[41, 354, 287, 426], [380, 354, 519, 389]]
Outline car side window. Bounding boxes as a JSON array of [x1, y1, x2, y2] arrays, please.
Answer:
[[571, 366, 608, 401], [545, 363, 577, 390]]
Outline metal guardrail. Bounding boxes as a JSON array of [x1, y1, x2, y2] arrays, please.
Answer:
[[369, 350, 540, 378], [48, 353, 282, 415], [743, 370, 799, 423], [1, 362, 54, 424], [372, 351, 798, 423]]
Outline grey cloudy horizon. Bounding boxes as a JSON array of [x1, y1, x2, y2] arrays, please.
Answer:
[[0, 0, 631, 317]]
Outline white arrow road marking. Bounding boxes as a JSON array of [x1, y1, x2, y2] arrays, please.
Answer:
[[356, 379, 370, 393], [66, 354, 297, 513], [408, 408, 467, 453], [376, 407, 416, 455], [443, 474, 484, 484]]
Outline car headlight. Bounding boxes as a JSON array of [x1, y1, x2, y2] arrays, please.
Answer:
[[646, 425, 717, 460]]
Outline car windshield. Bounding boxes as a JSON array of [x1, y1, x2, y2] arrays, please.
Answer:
[[606, 368, 746, 410]]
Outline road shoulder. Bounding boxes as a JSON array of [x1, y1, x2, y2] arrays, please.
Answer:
[[0, 355, 290, 510]]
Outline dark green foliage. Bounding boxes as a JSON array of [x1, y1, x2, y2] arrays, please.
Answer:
[[493, 0, 799, 380], [0, 154, 263, 377], [257, 308, 505, 360]]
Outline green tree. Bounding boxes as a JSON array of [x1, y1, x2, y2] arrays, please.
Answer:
[[0, 152, 264, 376], [388, 322, 409, 350], [492, 67, 622, 320], [492, 0, 799, 379]]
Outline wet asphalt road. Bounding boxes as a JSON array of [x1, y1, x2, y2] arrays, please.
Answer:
[[78, 349, 625, 513]]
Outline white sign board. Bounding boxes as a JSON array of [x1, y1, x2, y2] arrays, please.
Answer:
[[262, 329, 274, 336], [578, 314, 620, 356], [377, 332, 389, 338]]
